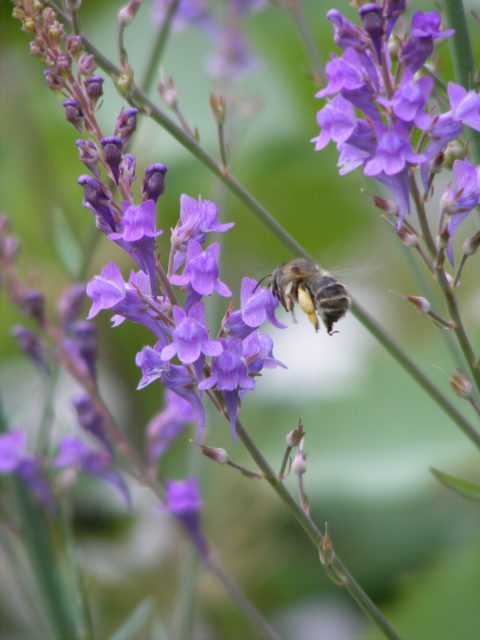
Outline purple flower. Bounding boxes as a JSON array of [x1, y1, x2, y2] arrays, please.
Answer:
[[136, 345, 206, 437], [242, 331, 286, 374], [0, 429, 26, 473], [312, 95, 356, 151], [316, 49, 365, 99], [388, 75, 434, 129], [86, 263, 170, 344], [166, 477, 208, 558], [161, 302, 222, 364], [73, 394, 111, 453], [147, 391, 195, 463], [326, 9, 368, 51], [400, 11, 454, 73], [440, 159, 480, 264], [142, 164, 168, 203], [78, 175, 118, 233], [364, 127, 425, 177], [110, 200, 162, 243], [101, 136, 123, 184], [170, 195, 234, 272], [170, 240, 231, 297], [447, 83, 480, 132], [76, 139, 101, 178], [239, 277, 285, 329]]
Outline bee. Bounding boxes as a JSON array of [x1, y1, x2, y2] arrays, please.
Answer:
[[269, 258, 350, 334]]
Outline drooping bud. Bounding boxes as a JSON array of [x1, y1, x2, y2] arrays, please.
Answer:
[[11, 326, 49, 373], [114, 107, 138, 144], [101, 136, 123, 184], [142, 163, 168, 202], [84, 76, 104, 102], [63, 99, 84, 131], [358, 3, 384, 60], [44, 69, 64, 92], [462, 230, 480, 256], [200, 444, 229, 464], [286, 419, 305, 448], [76, 139, 101, 178], [449, 370, 473, 399], [118, 0, 142, 27]]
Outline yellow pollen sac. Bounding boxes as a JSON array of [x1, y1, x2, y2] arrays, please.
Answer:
[[297, 287, 315, 314]]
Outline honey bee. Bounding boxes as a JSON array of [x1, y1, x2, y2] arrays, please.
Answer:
[[269, 258, 350, 334]]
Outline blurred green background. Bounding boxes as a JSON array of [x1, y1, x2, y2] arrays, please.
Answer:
[[1, 1, 480, 639]]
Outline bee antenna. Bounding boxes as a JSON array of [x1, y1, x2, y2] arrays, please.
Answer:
[[253, 273, 271, 292]]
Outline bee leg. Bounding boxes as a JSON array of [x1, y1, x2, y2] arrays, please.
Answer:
[[297, 287, 319, 331]]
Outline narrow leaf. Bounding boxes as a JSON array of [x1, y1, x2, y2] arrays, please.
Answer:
[[108, 597, 153, 640], [430, 467, 480, 503]]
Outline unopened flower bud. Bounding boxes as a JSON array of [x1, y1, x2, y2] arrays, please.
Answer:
[[374, 195, 398, 215], [48, 21, 64, 42], [30, 38, 47, 57], [63, 99, 84, 131], [42, 7, 57, 25], [286, 419, 305, 447], [101, 136, 123, 184], [406, 295, 431, 314], [66, 34, 83, 57], [292, 448, 307, 475], [56, 54, 72, 73], [397, 226, 419, 247], [20, 290, 45, 325], [76, 139, 101, 178], [44, 69, 64, 92], [158, 77, 177, 108], [358, 3, 384, 60], [449, 370, 473, 399], [436, 227, 450, 250], [142, 163, 168, 202], [22, 18, 36, 33], [78, 53, 97, 76], [210, 93, 227, 125], [118, 0, 142, 26], [462, 230, 480, 256], [200, 445, 229, 464], [115, 107, 138, 144], [85, 76, 104, 101]]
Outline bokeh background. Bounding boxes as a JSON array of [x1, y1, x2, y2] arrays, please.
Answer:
[[1, 1, 480, 639]]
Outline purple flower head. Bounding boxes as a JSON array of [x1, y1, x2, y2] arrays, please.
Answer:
[[78, 175, 117, 233], [55, 436, 131, 507], [364, 126, 425, 177], [440, 159, 480, 264], [326, 9, 368, 50], [170, 195, 234, 273], [101, 136, 123, 184], [423, 114, 464, 166], [387, 75, 434, 129], [12, 326, 49, 373], [312, 95, 357, 151], [114, 107, 139, 145], [166, 477, 208, 558], [76, 139, 101, 178], [161, 302, 222, 365], [147, 390, 195, 463], [142, 164, 168, 203], [87, 264, 170, 343], [73, 394, 111, 453], [0, 430, 26, 473], [136, 346, 206, 437], [170, 240, 231, 298], [63, 99, 84, 131], [337, 119, 378, 174], [400, 11, 454, 73], [240, 277, 286, 330], [316, 49, 365, 99], [447, 83, 480, 132]]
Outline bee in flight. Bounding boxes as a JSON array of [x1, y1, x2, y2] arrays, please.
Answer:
[[268, 258, 350, 334]]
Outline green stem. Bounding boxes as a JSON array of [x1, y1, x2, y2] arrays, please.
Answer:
[[288, 1, 324, 86], [440, 0, 480, 164], [140, 0, 181, 94], [173, 543, 198, 640], [233, 417, 401, 640], [49, 2, 480, 447]]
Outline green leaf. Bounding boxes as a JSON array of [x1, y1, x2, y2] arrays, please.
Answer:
[[108, 597, 153, 640], [52, 207, 82, 277], [430, 467, 480, 503]]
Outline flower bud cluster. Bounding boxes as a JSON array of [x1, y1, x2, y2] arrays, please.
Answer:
[[313, 2, 480, 264]]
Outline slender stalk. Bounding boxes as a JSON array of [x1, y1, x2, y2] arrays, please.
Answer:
[[173, 542, 197, 640], [440, 0, 480, 164], [47, 3, 480, 446], [208, 560, 283, 640], [141, 0, 181, 94], [232, 416, 401, 640], [288, 1, 324, 86], [409, 175, 480, 394]]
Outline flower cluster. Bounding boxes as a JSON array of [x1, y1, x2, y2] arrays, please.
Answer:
[[312, 2, 480, 263]]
